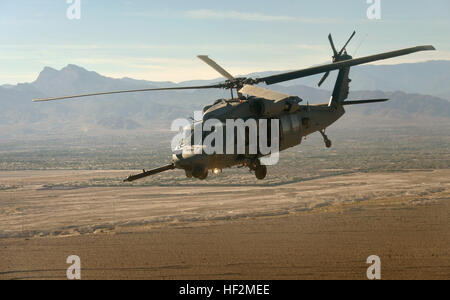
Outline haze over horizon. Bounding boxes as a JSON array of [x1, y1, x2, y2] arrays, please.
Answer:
[[1, 0, 449, 85]]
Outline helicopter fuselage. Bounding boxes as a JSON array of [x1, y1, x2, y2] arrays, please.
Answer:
[[172, 98, 345, 179]]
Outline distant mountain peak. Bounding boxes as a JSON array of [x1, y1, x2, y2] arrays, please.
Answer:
[[62, 64, 88, 72], [34, 66, 59, 85], [32, 64, 108, 94], [42, 66, 58, 72], [35, 64, 94, 82]]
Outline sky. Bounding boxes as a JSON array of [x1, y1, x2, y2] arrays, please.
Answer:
[[0, 0, 449, 84]]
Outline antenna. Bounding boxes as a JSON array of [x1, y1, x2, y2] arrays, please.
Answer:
[[353, 33, 369, 57]]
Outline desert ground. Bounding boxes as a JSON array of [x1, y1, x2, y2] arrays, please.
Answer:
[[0, 169, 448, 280]]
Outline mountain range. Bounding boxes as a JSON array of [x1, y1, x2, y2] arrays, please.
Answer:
[[0, 61, 449, 140]]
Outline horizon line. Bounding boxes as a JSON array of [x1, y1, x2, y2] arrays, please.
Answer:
[[1, 59, 449, 86]]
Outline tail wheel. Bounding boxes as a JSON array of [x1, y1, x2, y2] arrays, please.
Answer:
[[255, 165, 267, 180]]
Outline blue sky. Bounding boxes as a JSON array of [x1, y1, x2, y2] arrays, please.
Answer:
[[1, 0, 449, 84]]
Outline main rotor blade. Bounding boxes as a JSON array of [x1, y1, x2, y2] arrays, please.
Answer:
[[259, 45, 435, 85], [32, 84, 225, 102], [338, 31, 356, 56], [239, 85, 291, 102], [197, 55, 235, 81]]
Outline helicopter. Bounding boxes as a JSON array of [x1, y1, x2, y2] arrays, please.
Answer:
[[33, 32, 435, 182]]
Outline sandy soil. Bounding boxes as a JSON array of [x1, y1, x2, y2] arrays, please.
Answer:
[[0, 169, 449, 280]]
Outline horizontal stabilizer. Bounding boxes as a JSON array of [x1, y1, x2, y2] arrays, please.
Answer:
[[343, 99, 389, 105], [124, 164, 175, 182]]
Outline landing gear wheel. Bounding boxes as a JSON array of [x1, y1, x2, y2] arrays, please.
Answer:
[[192, 166, 208, 180], [320, 130, 332, 149], [255, 165, 267, 180], [198, 171, 208, 180]]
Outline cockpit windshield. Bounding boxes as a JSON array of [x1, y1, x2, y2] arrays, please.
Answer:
[[179, 122, 204, 148], [178, 120, 224, 149], [179, 124, 193, 148]]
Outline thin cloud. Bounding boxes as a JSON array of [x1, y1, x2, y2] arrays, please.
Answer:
[[184, 9, 335, 24]]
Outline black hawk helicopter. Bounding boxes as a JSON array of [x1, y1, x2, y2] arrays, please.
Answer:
[[33, 32, 435, 182]]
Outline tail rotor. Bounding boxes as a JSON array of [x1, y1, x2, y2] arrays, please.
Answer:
[[318, 31, 356, 87]]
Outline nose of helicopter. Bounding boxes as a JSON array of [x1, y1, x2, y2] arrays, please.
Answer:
[[172, 153, 183, 168], [172, 147, 208, 169]]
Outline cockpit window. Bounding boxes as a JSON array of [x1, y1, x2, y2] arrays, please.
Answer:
[[179, 121, 224, 148], [179, 125, 193, 147], [180, 122, 204, 147]]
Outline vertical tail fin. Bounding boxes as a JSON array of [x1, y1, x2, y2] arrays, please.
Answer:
[[328, 67, 351, 107]]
